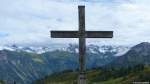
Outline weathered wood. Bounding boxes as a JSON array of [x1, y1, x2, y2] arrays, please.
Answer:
[[51, 31, 78, 38], [79, 6, 85, 33], [50, 5, 113, 84], [51, 31, 113, 38], [85, 31, 113, 38], [78, 6, 86, 84]]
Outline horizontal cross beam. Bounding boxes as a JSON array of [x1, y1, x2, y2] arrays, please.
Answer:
[[51, 31, 113, 38]]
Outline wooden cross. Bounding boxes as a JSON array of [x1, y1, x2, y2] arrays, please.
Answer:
[[50, 6, 113, 84]]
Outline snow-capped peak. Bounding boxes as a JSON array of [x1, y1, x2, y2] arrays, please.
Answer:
[[0, 44, 67, 54], [0, 44, 130, 56]]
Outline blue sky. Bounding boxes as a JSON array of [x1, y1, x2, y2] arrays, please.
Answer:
[[0, 0, 150, 46], [0, 32, 9, 37]]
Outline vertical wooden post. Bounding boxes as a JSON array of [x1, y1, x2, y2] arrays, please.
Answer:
[[78, 6, 86, 84]]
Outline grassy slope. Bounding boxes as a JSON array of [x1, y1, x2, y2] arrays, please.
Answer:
[[0, 81, 5, 84], [35, 67, 150, 84], [100, 66, 150, 84]]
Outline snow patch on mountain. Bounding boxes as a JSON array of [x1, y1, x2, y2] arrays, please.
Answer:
[[0, 44, 130, 55], [66, 44, 130, 56], [114, 46, 130, 56]]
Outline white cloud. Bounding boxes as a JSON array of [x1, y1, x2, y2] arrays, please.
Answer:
[[0, 0, 150, 46]]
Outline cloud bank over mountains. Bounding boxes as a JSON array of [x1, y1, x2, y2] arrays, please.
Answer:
[[0, 0, 150, 46]]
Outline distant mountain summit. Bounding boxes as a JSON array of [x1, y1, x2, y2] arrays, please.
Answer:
[[0, 44, 67, 54], [0, 44, 129, 84], [110, 42, 150, 67], [131, 42, 150, 56], [0, 44, 129, 55]]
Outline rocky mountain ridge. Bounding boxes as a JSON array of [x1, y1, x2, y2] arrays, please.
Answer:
[[0, 44, 130, 56], [109, 42, 150, 68], [0, 44, 130, 84]]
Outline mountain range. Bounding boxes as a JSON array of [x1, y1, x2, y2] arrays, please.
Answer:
[[109, 42, 150, 68], [0, 44, 129, 55], [1, 42, 150, 84]]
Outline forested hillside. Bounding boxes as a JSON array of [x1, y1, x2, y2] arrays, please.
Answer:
[[34, 65, 150, 84]]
